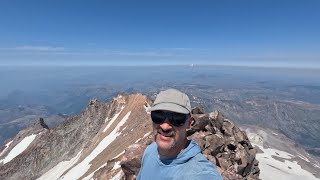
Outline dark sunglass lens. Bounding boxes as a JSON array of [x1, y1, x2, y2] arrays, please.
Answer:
[[151, 111, 165, 124], [171, 113, 188, 126]]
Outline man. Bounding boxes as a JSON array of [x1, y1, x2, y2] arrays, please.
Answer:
[[137, 89, 222, 180]]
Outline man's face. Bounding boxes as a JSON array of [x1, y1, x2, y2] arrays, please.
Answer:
[[152, 111, 191, 156]]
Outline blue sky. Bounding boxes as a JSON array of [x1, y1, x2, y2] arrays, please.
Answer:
[[0, 0, 319, 67]]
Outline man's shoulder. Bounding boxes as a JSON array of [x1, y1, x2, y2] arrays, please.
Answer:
[[142, 142, 157, 159], [144, 142, 157, 154], [182, 153, 222, 179], [186, 153, 215, 169]]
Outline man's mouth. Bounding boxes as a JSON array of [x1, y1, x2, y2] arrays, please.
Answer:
[[158, 129, 175, 137]]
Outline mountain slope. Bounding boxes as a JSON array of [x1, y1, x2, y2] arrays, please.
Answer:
[[0, 94, 152, 180]]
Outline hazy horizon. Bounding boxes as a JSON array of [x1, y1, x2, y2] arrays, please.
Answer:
[[1, 64, 320, 70], [1, 65, 319, 102]]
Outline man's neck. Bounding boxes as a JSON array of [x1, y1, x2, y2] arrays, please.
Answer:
[[158, 140, 190, 159]]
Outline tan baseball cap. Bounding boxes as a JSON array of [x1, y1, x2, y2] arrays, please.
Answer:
[[149, 89, 191, 114]]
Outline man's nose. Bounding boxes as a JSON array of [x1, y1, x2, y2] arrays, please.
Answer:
[[160, 118, 172, 130]]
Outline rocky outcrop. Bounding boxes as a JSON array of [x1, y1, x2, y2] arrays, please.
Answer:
[[120, 108, 260, 180], [34, 118, 49, 130], [191, 110, 259, 179], [120, 133, 153, 180]]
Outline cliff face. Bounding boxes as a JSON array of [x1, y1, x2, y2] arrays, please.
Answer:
[[0, 93, 260, 179]]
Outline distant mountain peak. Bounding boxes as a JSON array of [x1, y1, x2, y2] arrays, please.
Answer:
[[32, 118, 49, 130], [88, 98, 100, 106]]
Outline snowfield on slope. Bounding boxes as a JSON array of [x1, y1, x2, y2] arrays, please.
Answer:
[[37, 150, 82, 180], [253, 143, 319, 180], [0, 134, 38, 164], [103, 105, 125, 131], [82, 162, 108, 180], [60, 111, 131, 180]]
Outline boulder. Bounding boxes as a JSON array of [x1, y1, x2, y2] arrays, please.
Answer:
[[120, 144, 146, 180], [192, 107, 205, 114]]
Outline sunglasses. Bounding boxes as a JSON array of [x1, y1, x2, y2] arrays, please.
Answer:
[[151, 110, 190, 127]]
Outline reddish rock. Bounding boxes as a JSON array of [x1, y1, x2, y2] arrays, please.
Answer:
[[205, 134, 224, 155], [222, 120, 234, 136], [189, 132, 206, 150], [217, 156, 232, 171], [222, 171, 243, 180], [120, 144, 146, 180], [208, 111, 224, 130], [205, 154, 217, 165], [192, 114, 210, 131], [233, 128, 249, 143], [192, 107, 205, 114]]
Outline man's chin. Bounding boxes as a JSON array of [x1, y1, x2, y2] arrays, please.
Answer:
[[156, 133, 175, 150]]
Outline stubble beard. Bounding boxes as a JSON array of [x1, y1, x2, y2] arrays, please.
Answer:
[[153, 128, 189, 158], [154, 131, 177, 150]]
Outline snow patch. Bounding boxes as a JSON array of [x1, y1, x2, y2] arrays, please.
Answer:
[[314, 164, 320, 169], [37, 150, 82, 180], [112, 161, 121, 170], [143, 132, 151, 138], [247, 132, 263, 145], [111, 170, 123, 180], [82, 162, 108, 180], [61, 111, 131, 180], [112, 150, 125, 160], [1, 134, 37, 164], [253, 143, 319, 180], [297, 153, 310, 163], [113, 95, 123, 101], [135, 138, 141, 143], [104, 105, 125, 131], [135, 132, 151, 143], [0, 140, 13, 157], [272, 132, 279, 136], [144, 102, 151, 114]]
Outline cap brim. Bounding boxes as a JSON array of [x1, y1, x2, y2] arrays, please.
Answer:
[[149, 102, 190, 114]]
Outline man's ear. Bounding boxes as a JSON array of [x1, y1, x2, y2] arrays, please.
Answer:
[[188, 115, 194, 128]]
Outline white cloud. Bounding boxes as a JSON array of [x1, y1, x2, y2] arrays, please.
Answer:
[[169, 48, 193, 51], [15, 46, 65, 51], [0, 46, 65, 52], [101, 48, 194, 57]]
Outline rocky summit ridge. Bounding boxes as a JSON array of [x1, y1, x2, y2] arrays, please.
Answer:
[[1, 93, 260, 179]]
